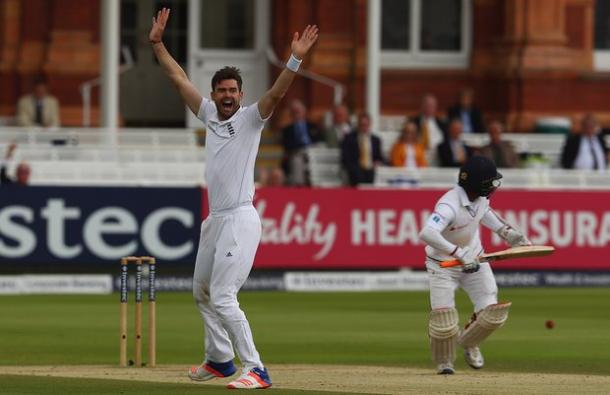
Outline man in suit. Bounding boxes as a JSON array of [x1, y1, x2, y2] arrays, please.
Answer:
[[341, 112, 383, 186], [478, 121, 519, 168], [561, 114, 609, 170], [16, 78, 61, 127], [324, 104, 351, 148], [281, 99, 321, 185], [437, 119, 473, 167], [412, 94, 447, 164], [447, 89, 484, 134]]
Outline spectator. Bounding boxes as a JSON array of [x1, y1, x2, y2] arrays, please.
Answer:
[[16, 77, 60, 127], [390, 121, 427, 169], [281, 99, 321, 185], [324, 104, 351, 148], [1, 143, 31, 186], [447, 88, 485, 134], [255, 167, 270, 187], [478, 120, 519, 168], [256, 167, 285, 187], [412, 94, 447, 151], [268, 167, 285, 186], [561, 114, 609, 170], [341, 113, 383, 186], [437, 119, 473, 167]]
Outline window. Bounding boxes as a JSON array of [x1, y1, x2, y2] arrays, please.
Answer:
[[381, 0, 471, 69], [121, 0, 139, 62], [200, 0, 254, 49], [120, 0, 188, 65], [155, 0, 188, 63], [594, 0, 610, 70]]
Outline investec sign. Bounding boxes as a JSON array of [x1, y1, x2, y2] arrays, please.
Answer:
[[0, 187, 200, 264]]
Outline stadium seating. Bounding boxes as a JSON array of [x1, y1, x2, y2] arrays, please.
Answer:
[[2, 127, 609, 189], [0, 127, 205, 186], [307, 131, 610, 189]]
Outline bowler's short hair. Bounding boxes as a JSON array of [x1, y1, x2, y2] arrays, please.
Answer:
[[211, 66, 243, 91]]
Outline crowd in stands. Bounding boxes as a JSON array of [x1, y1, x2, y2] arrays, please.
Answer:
[[261, 89, 610, 187], [0, 77, 62, 186], [2, 81, 609, 189]]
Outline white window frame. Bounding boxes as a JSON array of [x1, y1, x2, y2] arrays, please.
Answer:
[[381, 0, 472, 69]]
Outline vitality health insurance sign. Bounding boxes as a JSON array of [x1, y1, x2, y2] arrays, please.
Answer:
[[251, 188, 610, 270], [0, 186, 201, 265]]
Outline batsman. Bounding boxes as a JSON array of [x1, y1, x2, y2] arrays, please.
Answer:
[[418, 156, 531, 374]]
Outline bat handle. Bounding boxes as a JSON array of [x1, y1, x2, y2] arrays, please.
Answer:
[[440, 259, 461, 268]]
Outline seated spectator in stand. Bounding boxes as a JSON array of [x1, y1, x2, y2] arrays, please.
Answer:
[[412, 94, 447, 151], [1, 143, 31, 186], [268, 167, 285, 186], [324, 104, 352, 148], [437, 119, 473, 167], [390, 121, 427, 169], [256, 167, 286, 187], [561, 114, 609, 170], [447, 88, 484, 134], [478, 120, 519, 168], [16, 77, 60, 127], [281, 99, 321, 186], [341, 113, 383, 186]]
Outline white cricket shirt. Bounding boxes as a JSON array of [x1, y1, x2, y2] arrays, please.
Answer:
[[424, 185, 489, 262], [197, 97, 267, 213]]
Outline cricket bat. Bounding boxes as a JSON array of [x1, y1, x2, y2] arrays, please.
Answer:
[[440, 245, 555, 268]]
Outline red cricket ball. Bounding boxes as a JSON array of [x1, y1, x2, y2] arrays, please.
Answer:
[[545, 320, 555, 329]]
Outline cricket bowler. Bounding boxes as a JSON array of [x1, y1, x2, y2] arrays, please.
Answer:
[[150, 7, 318, 389]]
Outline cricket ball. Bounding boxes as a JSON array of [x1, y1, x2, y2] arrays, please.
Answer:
[[545, 320, 555, 329]]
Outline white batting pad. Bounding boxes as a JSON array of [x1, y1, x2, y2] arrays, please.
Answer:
[[457, 302, 511, 348], [429, 307, 459, 364]]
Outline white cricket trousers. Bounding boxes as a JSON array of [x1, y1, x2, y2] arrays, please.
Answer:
[[192, 204, 263, 369], [426, 260, 498, 312]]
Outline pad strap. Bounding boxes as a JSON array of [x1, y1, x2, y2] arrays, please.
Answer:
[[458, 302, 511, 348]]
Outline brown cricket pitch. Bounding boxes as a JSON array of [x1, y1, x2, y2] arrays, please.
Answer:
[[0, 364, 608, 394]]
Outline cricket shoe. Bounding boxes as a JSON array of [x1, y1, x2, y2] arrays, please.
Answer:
[[464, 346, 484, 369], [227, 367, 272, 389], [189, 360, 237, 381], [436, 362, 455, 375]]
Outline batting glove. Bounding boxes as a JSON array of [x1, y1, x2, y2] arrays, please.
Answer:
[[454, 246, 480, 273], [497, 225, 531, 247]]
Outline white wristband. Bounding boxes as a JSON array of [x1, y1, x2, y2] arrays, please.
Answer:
[[286, 54, 302, 72]]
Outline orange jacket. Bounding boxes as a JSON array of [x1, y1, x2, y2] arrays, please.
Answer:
[[390, 142, 428, 167]]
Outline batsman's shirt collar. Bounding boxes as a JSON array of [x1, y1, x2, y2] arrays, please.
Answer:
[[456, 185, 472, 207]]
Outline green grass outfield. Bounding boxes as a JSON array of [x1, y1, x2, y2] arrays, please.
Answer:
[[1, 288, 609, 394]]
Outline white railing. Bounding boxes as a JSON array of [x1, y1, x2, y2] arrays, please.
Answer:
[[0, 127, 199, 147], [374, 167, 610, 190], [80, 46, 135, 127], [27, 160, 205, 187]]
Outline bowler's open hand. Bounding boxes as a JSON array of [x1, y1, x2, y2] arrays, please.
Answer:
[[291, 25, 319, 60], [150, 7, 170, 43]]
